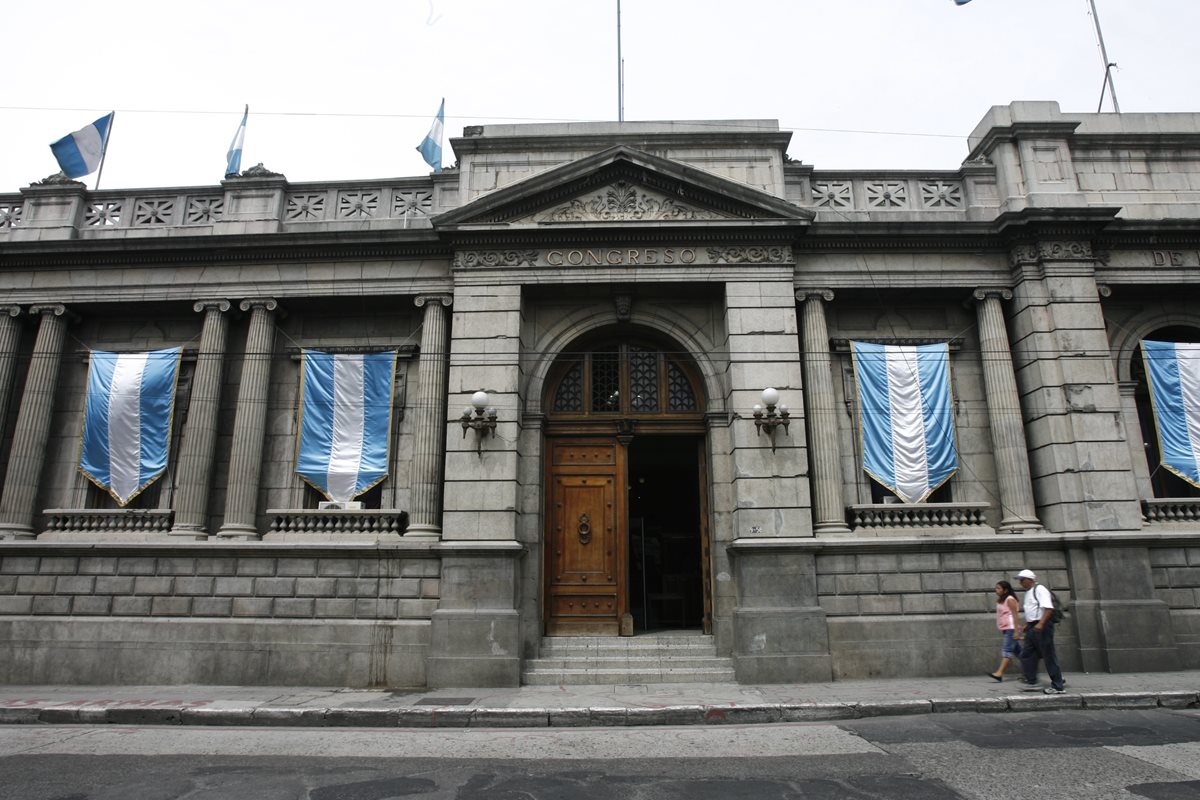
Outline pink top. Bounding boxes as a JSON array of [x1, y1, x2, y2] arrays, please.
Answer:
[[995, 597, 1017, 631]]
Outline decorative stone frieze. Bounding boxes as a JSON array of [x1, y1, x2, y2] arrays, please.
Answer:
[[705, 246, 793, 264], [453, 250, 539, 269], [535, 181, 722, 222]]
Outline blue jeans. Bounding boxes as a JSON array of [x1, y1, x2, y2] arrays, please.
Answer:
[[1019, 622, 1064, 689]]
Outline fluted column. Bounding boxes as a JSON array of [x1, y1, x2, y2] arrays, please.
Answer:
[[973, 288, 1042, 533], [407, 294, 452, 539], [217, 299, 278, 539], [0, 306, 23, 441], [798, 289, 849, 534], [170, 300, 232, 538], [0, 304, 70, 539]]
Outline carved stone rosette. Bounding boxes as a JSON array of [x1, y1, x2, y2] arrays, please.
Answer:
[[1008, 240, 1095, 267], [706, 246, 793, 264], [453, 250, 539, 269]]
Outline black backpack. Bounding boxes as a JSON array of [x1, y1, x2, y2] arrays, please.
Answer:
[[1036, 584, 1067, 624]]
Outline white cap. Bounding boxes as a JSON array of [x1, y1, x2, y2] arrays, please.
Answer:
[[1015, 569, 1036, 581]]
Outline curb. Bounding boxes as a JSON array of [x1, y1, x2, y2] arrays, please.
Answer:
[[0, 691, 1196, 728]]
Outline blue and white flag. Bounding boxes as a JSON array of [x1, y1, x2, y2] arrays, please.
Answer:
[[416, 98, 444, 172], [1142, 340, 1200, 488], [225, 104, 248, 178], [953, 0, 973, 5], [851, 342, 957, 504], [296, 350, 397, 502], [50, 112, 114, 179], [79, 348, 182, 506]]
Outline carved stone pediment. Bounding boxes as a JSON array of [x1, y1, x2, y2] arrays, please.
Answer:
[[514, 180, 729, 224], [433, 145, 814, 231]]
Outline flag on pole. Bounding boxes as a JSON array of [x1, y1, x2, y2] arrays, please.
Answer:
[[79, 348, 183, 506], [296, 350, 397, 502], [851, 342, 958, 503], [416, 98, 445, 172], [1142, 340, 1200, 488], [49, 112, 115, 179], [225, 104, 249, 178]]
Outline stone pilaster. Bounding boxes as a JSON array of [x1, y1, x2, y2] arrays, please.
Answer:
[[0, 307, 24, 442], [798, 289, 848, 535], [1006, 240, 1141, 533], [170, 300, 231, 538], [0, 304, 70, 539], [1117, 381, 1153, 507], [427, 283, 522, 687], [972, 288, 1042, 534], [406, 294, 452, 539], [217, 299, 278, 539]]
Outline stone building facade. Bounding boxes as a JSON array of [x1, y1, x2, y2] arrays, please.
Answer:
[[0, 101, 1196, 687]]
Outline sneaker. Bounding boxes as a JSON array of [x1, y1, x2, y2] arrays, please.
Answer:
[[1044, 686, 1065, 694], [1020, 682, 1043, 692]]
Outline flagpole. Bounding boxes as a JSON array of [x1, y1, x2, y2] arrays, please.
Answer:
[[617, 0, 624, 122], [94, 111, 115, 191], [1086, 0, 1120, 112]]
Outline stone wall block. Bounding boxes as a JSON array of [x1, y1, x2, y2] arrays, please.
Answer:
[[833, 574, 879, 595], [899, 553, 940, 572], [294, 578, 338, 597], [254, 577, 297, 597], [902, 594, 947, 614], [236, 559, 277, 577], [157, 558, 197, 576], [71, 596, 113, 615], [819, 595, 860, 615], [117, 557, 158, 576], [133, 576, 174, 595], [272, 598, 315, 618], [276, 559, 318, 577], [54, 576, 96, 595], [316, 558, 360, 577], [335, 578, 380, 598], [192, 598, 233, 616], [922, 573, 965, 592], [173, 577, 215, 596], [941, 553, 984, 571], [214, 577, 254, 596], [355, 598, 399, 618], [0, 596, 33, 614], [879, 574, 923, 594], [111, 597, 152, 616], [859, 595, 903, 615], [231, 598, 273, 616], [195, 558, 239, 576], [151, 596, 193, 616], [78, 557, 119, 575], [315, 598, 356, 618], [38, 557, 78, 574], [1149, 548, 1190, 567], [16, 575, 56, 594], [31, 596, 71, 614], [0, 557, 39, 574]]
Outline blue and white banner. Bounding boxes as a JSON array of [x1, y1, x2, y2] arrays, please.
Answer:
[[1142, 340, 1200, 488], [851, 342, 958, 504], [79, 348, 182, 506], [225, 104, 248, 178], [50, 112, 115, 179], [416, 98, 444, 172], [296, 350, 397, 502]]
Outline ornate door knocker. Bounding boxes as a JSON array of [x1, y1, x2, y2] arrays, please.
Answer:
[[577, 513, 591, 544]]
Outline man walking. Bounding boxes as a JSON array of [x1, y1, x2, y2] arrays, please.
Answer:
[[1015, 568, 1066, 694]]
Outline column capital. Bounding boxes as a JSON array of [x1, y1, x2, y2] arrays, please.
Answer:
[[796, 288, 835, 303], [193, 299, 232, 314], [972, 287, 1013, 303], [238, 297, 279, 313], [28, 303, 69, 318], [414, 294, 453, 309], [0, 306, 20, 319]]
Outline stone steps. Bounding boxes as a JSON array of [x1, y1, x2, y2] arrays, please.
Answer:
[[521, 633, 735, 685]]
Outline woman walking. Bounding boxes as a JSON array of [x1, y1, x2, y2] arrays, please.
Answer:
[[989, 580, 1021, 681]]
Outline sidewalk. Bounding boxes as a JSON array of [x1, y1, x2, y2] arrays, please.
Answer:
[[1, 671, 1196, 728]]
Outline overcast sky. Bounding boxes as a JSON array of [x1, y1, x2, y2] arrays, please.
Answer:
[[3, 0, 1199, 192]]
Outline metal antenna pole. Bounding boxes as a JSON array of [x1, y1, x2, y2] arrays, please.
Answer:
[[617, 0, 624, 122], [1087, 0, 1121, 112], [94, 111, 115, 191]]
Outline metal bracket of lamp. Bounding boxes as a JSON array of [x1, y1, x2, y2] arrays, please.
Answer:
[[460, 390, 497, 455], [752, 387, 790, 452]]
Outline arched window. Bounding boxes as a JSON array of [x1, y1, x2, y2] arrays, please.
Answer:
[[1133, 325, 1200, 499], [547, 340, 701, 417]]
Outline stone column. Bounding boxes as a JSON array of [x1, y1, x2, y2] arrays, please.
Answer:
[[798, 289, 849, 535], [406, 294, 452, 539], [217, 299, 278, 539], [0, 304, 70, 539], [972, 288, 1042, 533], [170, 300, 231, 538], [0, 306, 24, 439]]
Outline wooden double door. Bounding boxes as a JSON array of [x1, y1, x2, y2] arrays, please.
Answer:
[[545, 436, 710, 636]]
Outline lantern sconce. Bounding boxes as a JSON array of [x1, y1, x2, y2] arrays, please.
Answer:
[[460, 390, 498, 454], [752, 387, 790, 452]]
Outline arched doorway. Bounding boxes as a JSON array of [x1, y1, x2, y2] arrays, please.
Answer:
[[542, 332, 711, 636]]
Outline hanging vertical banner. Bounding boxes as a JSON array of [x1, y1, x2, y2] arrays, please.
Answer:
[[1142, 339, 1200, 488], [296, 350, 397, 502], [79, 348, 183, 506], [851, 341, 958, 503]]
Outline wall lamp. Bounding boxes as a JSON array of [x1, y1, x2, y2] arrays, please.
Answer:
[[460, 390, 498, 454], [752, 387, 790, 452]]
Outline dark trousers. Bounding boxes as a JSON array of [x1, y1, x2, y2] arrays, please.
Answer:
[[1019, 622, 1064, 689]]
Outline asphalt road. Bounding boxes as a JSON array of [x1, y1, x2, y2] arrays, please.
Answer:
[[0, 709, 1198, 799]]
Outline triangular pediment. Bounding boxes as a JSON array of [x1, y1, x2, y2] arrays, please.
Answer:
[[434, 146, 813, 231]]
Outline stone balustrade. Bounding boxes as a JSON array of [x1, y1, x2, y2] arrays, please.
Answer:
[[848, 502, 991, 533], [43, 509, 174, 534], [267, 509, 409, 536], [1143, 498, 1200, 524]]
